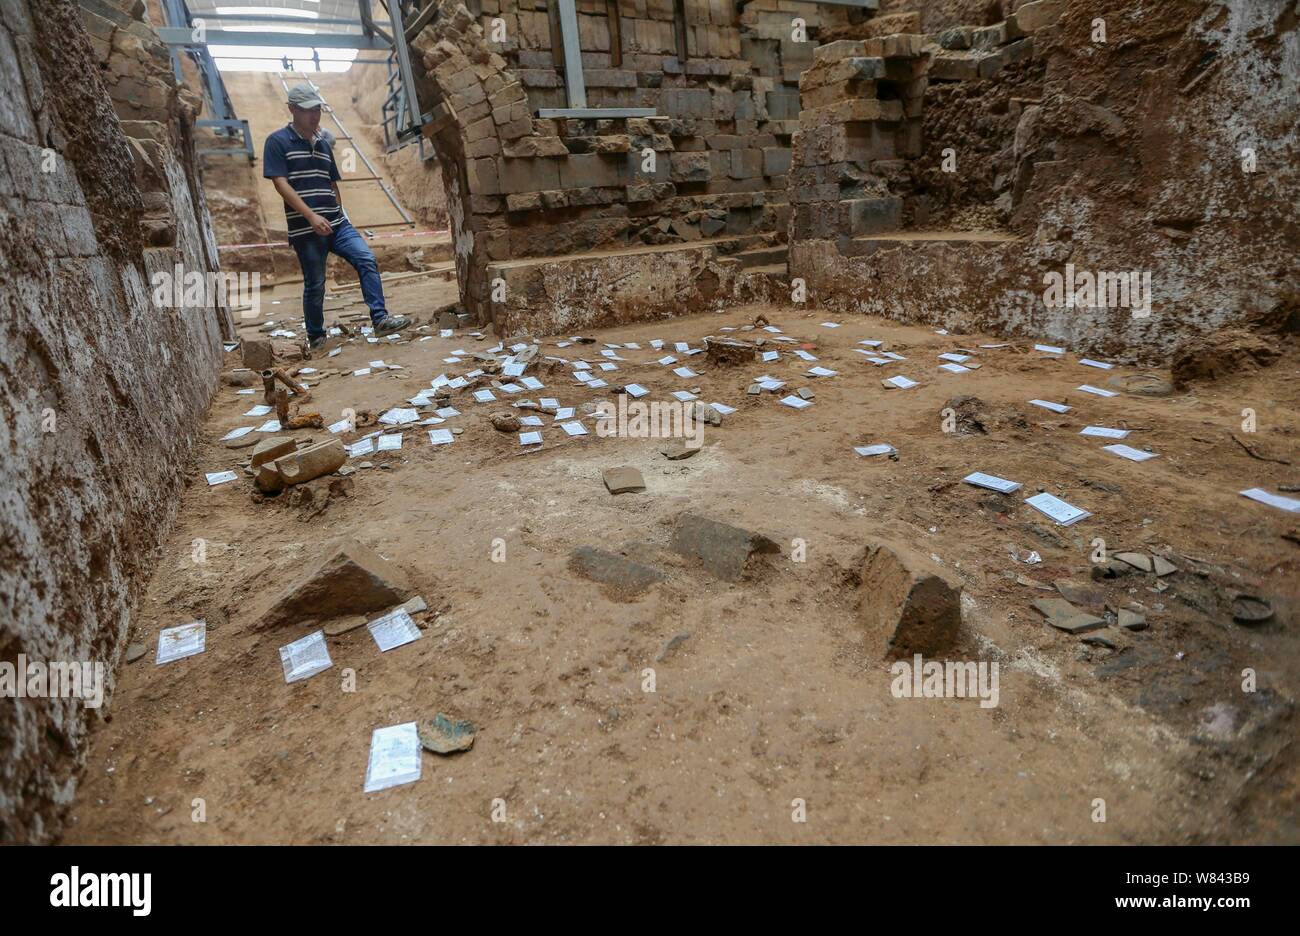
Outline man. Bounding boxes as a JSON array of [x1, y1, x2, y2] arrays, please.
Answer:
[[262, 84, 410, 349]]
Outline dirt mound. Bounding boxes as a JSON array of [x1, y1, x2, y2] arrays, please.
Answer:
[[1171, 328, 1283, 389], [943, 394, 1027, 434]]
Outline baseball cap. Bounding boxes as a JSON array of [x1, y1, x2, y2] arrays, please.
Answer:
[[287, 84, 324, 109]]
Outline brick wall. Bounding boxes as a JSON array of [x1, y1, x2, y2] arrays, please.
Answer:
[[0, 0, 228, 841], [410, 0, 862, 326], [786, 0, 1300, 362]]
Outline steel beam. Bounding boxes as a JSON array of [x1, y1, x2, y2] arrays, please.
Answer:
[[196, 118, 253, 159], [359, 0, 395, 45], [555, 0, 587, 110], [384, 0, 422, 131], [184, 15, 377, 27], [157, 27, 389, 50]]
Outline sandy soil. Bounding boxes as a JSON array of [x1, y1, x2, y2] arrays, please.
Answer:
[[63, 287, 1299, 844]]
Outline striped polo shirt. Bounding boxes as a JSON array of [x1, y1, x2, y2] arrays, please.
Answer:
[[262, 124, 344, 240]]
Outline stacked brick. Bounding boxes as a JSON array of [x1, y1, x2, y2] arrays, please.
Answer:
[[2, 0, 228, 842], [410, 0, 859, 326], [788, 33, 928, 242], [924, 0, 1062, 82], [77, 0, 222, 259]]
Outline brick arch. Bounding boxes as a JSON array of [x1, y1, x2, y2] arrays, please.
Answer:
[[410, 2, 554, 330]]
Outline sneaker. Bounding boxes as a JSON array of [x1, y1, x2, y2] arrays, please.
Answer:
[[373, 314, 411, 336], [308, 335, 329, 351]]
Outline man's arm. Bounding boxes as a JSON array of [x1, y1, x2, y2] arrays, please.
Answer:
[[271, 177, 332, 236]]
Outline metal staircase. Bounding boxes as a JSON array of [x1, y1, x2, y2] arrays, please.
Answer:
[[378, 1, 437, 160]]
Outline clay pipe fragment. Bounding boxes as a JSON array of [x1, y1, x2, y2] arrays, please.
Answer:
[[262, 369, 277, 405], [275, 387, 290, 422]]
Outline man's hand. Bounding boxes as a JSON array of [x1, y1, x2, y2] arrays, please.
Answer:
[[307, 212, 333, 236]]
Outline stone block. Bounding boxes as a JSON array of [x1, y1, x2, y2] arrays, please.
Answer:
[[669, 514, 781, 582], [929, 53, 982, 82], [729, 148, 763, 179], [250, 436, 297, 469], [260, 538, 410, 628], [802, 98, 904, 128], [859, 539, 962, 657], [467, 157, 501, 195], [506, 192, 544, 212], [559, 153, 625, 188], [846, 196, 903, 235], [497, 156, 559, 194], [669, 150, 712, 183], [1010, 0, 1065, 36], [762, 146, 791, 176], [501, 135, 570, 158], [813, 40, 866, 64], [569, 546, 665, 595]]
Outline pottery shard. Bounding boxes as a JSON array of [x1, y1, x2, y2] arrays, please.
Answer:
[[261, 538, 409, 628], [570, 545, 665, 594], [419, 714, 475, 754], [860, 540, 962, 657], [1032, 597, 1106, 634], [251, 436, 297, 469], [704, 336, 756, 366], [256, 438, 346, 492], [669, 514, 781, 582], [603, 465, 645, 494], [222, 369, 258, 387], [1114, 551, 1153, 572]]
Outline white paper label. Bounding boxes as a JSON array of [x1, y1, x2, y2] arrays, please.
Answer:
[[368, 608, 422, 652], [1103, 444, 1156, 461], [1029, 399, 1071, 413], [1239, 488, 1300, 513], [1077, 385, 1118, 397], [157, 621, 206, 665], [363, 722, 421, 793], [964, 472, 1021, 493], [279, 630, 332, 684], [1025, 492, 1091, 525]]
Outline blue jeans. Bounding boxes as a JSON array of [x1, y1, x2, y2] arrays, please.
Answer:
[[291, 219, 388, 339]]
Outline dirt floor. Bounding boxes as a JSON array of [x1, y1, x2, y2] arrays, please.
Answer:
[[63, 282, 1299, 844]]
